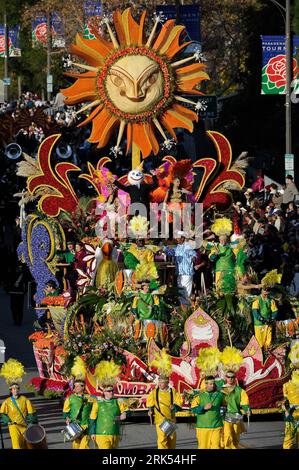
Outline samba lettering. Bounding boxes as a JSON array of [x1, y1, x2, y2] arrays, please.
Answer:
[[116, 381, 155, 396]]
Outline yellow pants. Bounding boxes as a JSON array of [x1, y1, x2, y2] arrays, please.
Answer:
[[72, 434, 89, 449], [156, 425, 176, 449], [254, 325, 272, 349], [223, 421, 245, 449], [8, 424, 27, 449], [95, 435, 120, 449], [196, 427, 223, 449], [283, 422, 299, 449]]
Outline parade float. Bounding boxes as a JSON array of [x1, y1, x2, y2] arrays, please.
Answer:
[[15, 8, 299, 413]]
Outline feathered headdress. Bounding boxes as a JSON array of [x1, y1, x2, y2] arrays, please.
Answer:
[[220, 346, 244, 373], [196, 347, 221, 377], [289, 343, 299, 369], [150, 348, 172, 379], [261, 269, 282, 289], [71, 356, 87, 383], [211, 218, 233, 237], [0, 359, 26, 387], [94, 360, 121, 388]]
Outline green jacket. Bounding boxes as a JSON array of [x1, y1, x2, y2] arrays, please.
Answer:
[[63, 394, 93, 427], [89, 398, 123, 436], [252, 296, 278, 326], [191, 391, 224, 429]]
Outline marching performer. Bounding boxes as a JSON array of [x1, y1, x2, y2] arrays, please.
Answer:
[[282, 343, 299, 449], [146, 349, 183, 449], [89, 360, 129, 449], [252, 270, 280, 350], [0, 359, 38, 449], [190, 347, 225, 449], [219, 347, 251, 449], [62, 357, 94, 449]]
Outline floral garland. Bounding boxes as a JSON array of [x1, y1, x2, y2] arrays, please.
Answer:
[[96, 46, 175, 123], [41, 295, 65, 306]]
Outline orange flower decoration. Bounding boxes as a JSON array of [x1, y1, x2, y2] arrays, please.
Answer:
[[62, 8, 209, 158]]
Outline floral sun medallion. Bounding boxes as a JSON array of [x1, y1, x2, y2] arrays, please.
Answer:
[[62, 8, 210, 158]]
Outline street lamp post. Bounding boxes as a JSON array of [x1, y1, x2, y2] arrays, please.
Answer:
[[3, 8, 9, 102], [269, 0, 293, 178]]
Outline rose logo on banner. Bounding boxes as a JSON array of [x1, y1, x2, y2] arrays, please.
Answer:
[[262, 54, 299, 94]]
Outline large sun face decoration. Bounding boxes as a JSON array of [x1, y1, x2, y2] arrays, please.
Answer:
[[62, 8, 209, 159]]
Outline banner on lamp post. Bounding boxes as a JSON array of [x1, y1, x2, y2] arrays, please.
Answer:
[[156, 4, 201, 42], [32, 13, 65, 48], [261, 35, 299, 94], [0, 25, 21, 57], [83, 1, 102, 40]]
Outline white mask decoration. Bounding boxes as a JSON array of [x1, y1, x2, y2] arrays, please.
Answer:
[[128, 168, 145, 186]]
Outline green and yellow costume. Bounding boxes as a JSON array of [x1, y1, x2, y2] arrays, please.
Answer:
[[0, 395, 38, 449], [146, 387, 183, 449], [191, 390, 225, 449], [252, 295, 278, 349], [63, 393, 94, 449], [208, 243, 236, 294], [220, 384, 250, 449], [89, 397, 128, 449], [283, 377, 299, 449]]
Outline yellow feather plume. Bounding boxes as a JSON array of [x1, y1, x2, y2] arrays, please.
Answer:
[[94, 360, 121, 387], [220, 346, 244, 373], [150, 348, 172, 378], [196, 347, 221, 377], [71, 356, 87, 380], [291, 370, 299, 386], [211, 218, 233, 237], [261, 269, 282, 289], [0, 359, 25, 385], [289, 343, 299, 369]]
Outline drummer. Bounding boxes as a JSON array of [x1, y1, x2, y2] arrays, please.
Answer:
[[190, 376, 225, 449], [146, 349, 183, 449], [0, 359, 38, 449], [221, 370, 251, 449], [89, 359, 130, 449], [63, 357, 94, 449]]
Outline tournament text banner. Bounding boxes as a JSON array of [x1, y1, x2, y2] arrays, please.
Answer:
[[261, 35, 299, 94]]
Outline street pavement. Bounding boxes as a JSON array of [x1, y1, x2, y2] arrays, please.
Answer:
[[0, 288, 286, 449]]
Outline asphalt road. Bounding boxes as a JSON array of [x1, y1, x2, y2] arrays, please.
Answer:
[[0, 288, 286, 450]]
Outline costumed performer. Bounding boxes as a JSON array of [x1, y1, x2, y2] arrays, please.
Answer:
[[218, 347, 250, 449], [89, 360, 129, 449], [0, 359, 38, 449], [146, 349, 183, 449], [282, 343, 299, 449], [163, 232, 197, 306], [113, 163, 157, 211], [207, 218, 236, 295], [190, 347, 225, 449], [62, 357, 94, 449], [252, 270, 279, 350], [121, 237, 160, 283], [95, 239, 119, 289]]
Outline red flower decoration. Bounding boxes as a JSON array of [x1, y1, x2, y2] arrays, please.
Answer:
[[266, 55, 298, 89]]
